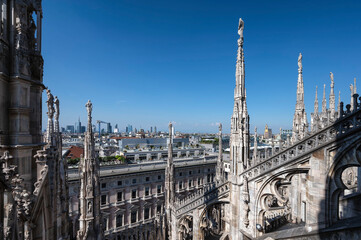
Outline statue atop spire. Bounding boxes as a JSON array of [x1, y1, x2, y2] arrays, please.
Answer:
[[86, 100, 92, 128], [46, 88, 55, 143], [238, 18, 244, 41], [54, 96, 60, 133]]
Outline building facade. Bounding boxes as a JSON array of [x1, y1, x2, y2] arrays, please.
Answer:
[[68, 154, 217, 239]]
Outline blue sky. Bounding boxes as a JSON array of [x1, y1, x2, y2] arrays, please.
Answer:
[[42, 0, 361, 133]]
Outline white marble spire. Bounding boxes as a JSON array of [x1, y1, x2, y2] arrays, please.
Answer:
[[231, 18, 249, 175], [329, 72, 336, 119], [292, 53, 308, 143], [314, 86, 319, 114], [252, 127, 258, 164], [350, 84, 354, 111], [229, 19, 250, 239], [165, 122, 175, 206], [338, 91, 341, 118], [322, 84, 327, 113], [77, 100, 103, 240], [216, 123, 224, 181], [354, 77, 357, 94]]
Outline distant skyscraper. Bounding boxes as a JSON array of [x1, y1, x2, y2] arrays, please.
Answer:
[[107, 123, 112, 133], [127, 124, 133, 133], [66, 125, 75, 133], [154, 126, 157, 134], [150, 126, 153, 133], [125, 126, 129, 133], [81, 126, 86, 133], [75, 117, 82, 133]]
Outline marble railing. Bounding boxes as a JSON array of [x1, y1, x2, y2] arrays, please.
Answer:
[[242, 94, 361, 181], [175, 180, 230, 216]]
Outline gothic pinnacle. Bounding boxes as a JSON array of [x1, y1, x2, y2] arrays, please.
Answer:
[[314, 86, 319, 113], [322, 84, 327, 113], [354, 77, 357, 94], [329, 72, 335, 117]]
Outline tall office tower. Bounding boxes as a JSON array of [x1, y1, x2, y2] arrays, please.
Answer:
[[75, 117, 82, 133], [106, 122, 112, 133]]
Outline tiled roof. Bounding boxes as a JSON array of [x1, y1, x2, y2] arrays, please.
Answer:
[[65, 145, 84, 159]]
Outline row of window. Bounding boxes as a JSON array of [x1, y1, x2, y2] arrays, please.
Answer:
[[100, 168, 213, 189], [101, 185, 163, 205], [104, 205, 163, 230], [101, 175, 163, 189], [178, 168, 211, 177], [178, 174, 214, 190]]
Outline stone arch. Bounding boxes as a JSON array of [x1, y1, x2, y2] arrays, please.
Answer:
[[177, 214, 193, 240], [199, 201, 229, 240], [325, 136, 361, 226], [254, 167, 309, 236]]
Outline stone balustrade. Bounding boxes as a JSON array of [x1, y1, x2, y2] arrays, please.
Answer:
[[243, 94, 361, 181], [175, 180, 230, 216]]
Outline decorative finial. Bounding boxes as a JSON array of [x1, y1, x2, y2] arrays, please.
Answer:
[[219, 123, 222, 132]]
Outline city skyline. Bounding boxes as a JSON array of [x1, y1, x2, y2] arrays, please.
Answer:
[[42, 0, 361, 133]]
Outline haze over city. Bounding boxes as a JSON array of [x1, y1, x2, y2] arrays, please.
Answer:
[[42, 0, 361, 132]]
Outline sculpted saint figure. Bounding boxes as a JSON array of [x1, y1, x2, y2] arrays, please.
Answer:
[[298, 53, 302, 70], [330, 72, 334, 88], [85, 100, 92, 119], [238, 18, 244, 38], [54, 96, 59, 120], [46, 88, 54, 118]]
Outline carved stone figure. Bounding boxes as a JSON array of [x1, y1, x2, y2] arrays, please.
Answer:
[[238, 18, 244, 38], [298, 53, 302, 71], [87, 201, 92, 214], [85, 100, 92, 120], [46, 89, 54, 118], [54, 96, 59, 120]]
